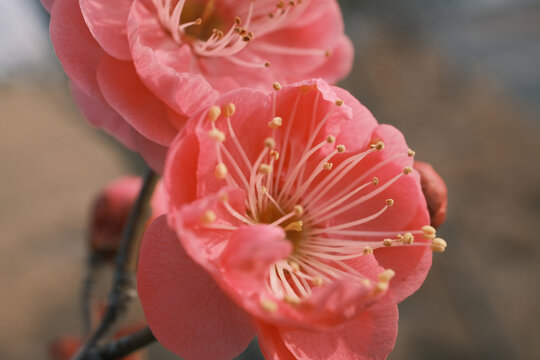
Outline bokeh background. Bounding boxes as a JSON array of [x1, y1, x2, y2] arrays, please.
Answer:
[[1, 0, 539, 359]]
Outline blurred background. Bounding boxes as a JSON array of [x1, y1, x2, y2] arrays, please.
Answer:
[[0, 0, 538, 359]]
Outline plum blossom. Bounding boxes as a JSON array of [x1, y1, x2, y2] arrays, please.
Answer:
[[43, 0, 352, 171], [138, 79, 446, 359]]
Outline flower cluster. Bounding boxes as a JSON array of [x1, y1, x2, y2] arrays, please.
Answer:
[[45, 0, 447, 359]]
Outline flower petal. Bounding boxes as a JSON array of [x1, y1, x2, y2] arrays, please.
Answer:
[[138, 215, 255, 360], [79, 0, 132, 60], [221, 225, 292, 292], [280, 303, 399, 360], [96, 56, 181, 146], [128, 0, 218, 115], [69, 81, 136, 149], [50, 0, 105, 100]]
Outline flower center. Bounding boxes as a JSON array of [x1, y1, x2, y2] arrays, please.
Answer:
[[201, 84, 447, 305], [152, 0, 330, 69]]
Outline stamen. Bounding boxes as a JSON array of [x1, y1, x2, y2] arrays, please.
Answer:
[[207, 105, 221, 122], [214, 163, 227, 179], [268, 117, 283, 129], [260, 299, 278, 312], [200, 210, 216, 225], [283, 221, 303, 232], [431, 238, 447, 252], [223, 103, 236, 117], [422, 225, 437, 239]]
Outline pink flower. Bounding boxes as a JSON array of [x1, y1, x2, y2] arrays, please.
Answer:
[[89, 176, 166, 259], [138, 79, 447, 359], [43, 0, 353, 172]]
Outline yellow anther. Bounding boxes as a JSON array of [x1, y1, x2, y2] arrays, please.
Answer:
[[337, 145, 346, 153], [209, 128, 225, 142], [408, 149, 416, 157], [269, 150, 280, 160], [214, 163, 227, 179], [284, 220, 303, 232], [234, 16, 241, 25], [265, 137, 276, 148], [207, 105, 221, 122], [371, 141, 385, 151], [326, 135, 335, 143], [222, 103, 236, 117], [194, 18, 202, 25], [264, 62, 271, 68], [372, 177, 379, 185], [312, 276, 324, 286], [431, 238, 447, 253], [422, 225, 437, 239], [323, 162, 333, 170], [200, 210, 216, 225], [402, 232, 414, 245], [272, 82, 282, 91], [378, 269, 396, 282], [260, 299, 278, 313], [258, 164, 272, 174], [324, 49, 331, 57], [289, 261, 300, 272], [363, 246, 374, 255], [284, 295, 300, 305], [268, 116, 283, 129], [335, 99, 344, 106], [219, 192, 229, 202], [277, 1, 285, 8], [261, 186, 268, 194], [403, 167, 413, 175], [373, 280, 389, 294], [293, 205, 304, 216], [385, 199, 394, 207], [383, 239, 393, 247]]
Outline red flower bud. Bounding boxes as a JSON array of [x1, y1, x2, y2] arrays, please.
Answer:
[[89, 177, 142, 259], [414, 161, 448, 228]]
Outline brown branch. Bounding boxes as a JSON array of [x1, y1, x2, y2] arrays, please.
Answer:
[[75, 168, 159, 360]]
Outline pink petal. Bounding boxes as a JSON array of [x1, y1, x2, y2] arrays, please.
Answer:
[[128, 0, 218, 115], [334, 85, 378, 153], [69, 81, 136, 149], [280, 304, 399, 360], [96, 56, 180, 146], [256, 321, 296, 360], [50, 0, 105, 100], [138, 215, 255, 360], [79, 0, 132, 60], [256, 0, 346, 78], [172, 188, 248, 272], [165, 132, 200, 211], [374, 201, 432, 303], [221, 225, 292, 292], [305, 35, 355, 85]]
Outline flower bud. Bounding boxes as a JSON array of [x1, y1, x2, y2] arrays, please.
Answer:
[[414, 161, 448, 228]]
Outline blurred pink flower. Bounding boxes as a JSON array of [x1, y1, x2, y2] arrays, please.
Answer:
[[414, 161, 448, 228], [43, 0, 353, 172], [138, 79, 446, 359], [89, 176, 166, 260]]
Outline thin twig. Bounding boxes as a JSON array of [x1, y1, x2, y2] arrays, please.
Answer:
[[84, 327, 156, 360], [75, 168, 159, 360]]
